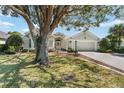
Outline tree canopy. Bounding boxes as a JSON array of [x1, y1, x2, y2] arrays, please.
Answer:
[[8, 31, 22, 36], [109, 24, 124, 48], [0, 6, 115, 33], [0, 5, 120, 64]]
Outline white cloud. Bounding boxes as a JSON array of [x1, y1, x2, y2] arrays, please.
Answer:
[[0, 14, 4, 16], [21, 28, 29, 34], [22, 28, 29, 32], [100, 19, 124, 27], [0, 20, 15, 27]]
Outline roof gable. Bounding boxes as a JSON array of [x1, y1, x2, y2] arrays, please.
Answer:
[[70, 31, 99, 40]]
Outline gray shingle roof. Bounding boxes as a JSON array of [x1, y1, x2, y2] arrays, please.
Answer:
[[0, 31, 8, 39]]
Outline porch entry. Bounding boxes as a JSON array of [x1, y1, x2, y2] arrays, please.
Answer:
[[55, 40, 62, 50]]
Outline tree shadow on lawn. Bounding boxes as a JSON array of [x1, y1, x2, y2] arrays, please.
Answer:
[[0, 54, 79, 88], [0, 54, 39, 88], [0, 54, 124, 88], [0, 53, 33, 64], [39, 67, 85, 88]]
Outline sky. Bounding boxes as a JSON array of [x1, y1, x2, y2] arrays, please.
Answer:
[[0, 14, 124, 38]]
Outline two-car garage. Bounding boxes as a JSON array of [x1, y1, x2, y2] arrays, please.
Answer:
[[62, 40, 98, 51], [61, 31, 99, 51], [76, 40, 97, 51]]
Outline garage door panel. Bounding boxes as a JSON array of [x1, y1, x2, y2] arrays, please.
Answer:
[[77, 41, 95, 51]]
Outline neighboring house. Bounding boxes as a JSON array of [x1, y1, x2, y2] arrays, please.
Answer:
[[22, 31, 100, 51], [0, 31, 8, 45]]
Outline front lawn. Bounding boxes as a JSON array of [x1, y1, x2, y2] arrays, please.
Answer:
[[0, 53, 124, 88]]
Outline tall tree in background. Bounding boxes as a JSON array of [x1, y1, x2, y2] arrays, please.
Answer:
[[106, 34, 117, 50], [0, 5, 114, 65], [109, 24, 124, 49], [6, 32, 23, 51]]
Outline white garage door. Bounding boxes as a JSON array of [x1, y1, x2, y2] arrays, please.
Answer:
[[77, 41, 96, 51]]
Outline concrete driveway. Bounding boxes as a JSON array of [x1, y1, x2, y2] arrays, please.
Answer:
[[79, 52, 124, 73]]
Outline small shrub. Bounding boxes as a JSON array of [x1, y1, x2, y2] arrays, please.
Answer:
[[99, 38, 111, 52], [4, 51, 16, 54], [61, 48, 66, 51], [21, 49, 28, 52], [29, 49, 35, 53], [74, 50, 78, 53], [0, 44, 9, 52], [98, 49, 112, 53], [105, 49, 112, 53], [97, 49, 105, 52], [114, 48, 124, 53], [67, 48, 74, 53], [4, 46, 16, 54], [0, 45, 3, 52]]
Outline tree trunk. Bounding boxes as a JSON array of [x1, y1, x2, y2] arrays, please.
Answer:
[[34, 32, 49, 65]]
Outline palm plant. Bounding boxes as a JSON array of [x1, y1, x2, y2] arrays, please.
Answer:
[[109, 24, 124, 49]]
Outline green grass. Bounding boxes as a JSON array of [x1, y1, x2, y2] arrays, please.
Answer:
[[0, 53, 124, 88]]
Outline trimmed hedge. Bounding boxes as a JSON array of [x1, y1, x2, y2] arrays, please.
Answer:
[[61, 48, 66, 51], [29, 49, 35, 53], [114, 48, 124, 53], [21, 49, 28, 52], [67, 48, 78, 53], [21, 49, 35, 53], [67, 48, 74, 53], [0, 44, 8, 52], [98, 49, 112, 53], [4, 46, 16, 54]]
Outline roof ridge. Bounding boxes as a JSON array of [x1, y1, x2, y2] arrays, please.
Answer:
[[0, 31, 8, 39]]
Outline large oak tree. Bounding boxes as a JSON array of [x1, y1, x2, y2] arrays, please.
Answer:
[[0, 5, 115, 65]]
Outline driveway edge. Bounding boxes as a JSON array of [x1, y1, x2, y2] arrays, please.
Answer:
[[79, 54, 124, 74]]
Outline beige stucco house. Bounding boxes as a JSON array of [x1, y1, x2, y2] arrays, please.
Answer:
[[22, 31, 100, 51], [1, 30, 123, 51], [62, 31, 100, 51]]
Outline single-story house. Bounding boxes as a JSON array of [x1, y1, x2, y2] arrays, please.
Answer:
[[0, 31, 8, 45], [22, 31, 101, 51], [1, 30, 124, 51], [61, 31, 100, 51]]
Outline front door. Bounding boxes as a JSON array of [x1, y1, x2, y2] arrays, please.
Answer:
[[55, 40, 61, 50]]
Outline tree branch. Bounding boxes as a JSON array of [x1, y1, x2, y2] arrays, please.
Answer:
[[8, 5, 28, 17], [46, 5, 53, 26], [50, 5, 70, 31], [8, 5, 35, 38]]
